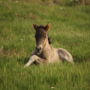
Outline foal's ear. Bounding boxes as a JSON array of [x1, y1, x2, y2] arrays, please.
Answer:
[[44, 24, 51, 32], [33, 24, 38, 30]]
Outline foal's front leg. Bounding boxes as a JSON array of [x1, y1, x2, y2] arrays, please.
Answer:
[[24, 55, 46, 67]]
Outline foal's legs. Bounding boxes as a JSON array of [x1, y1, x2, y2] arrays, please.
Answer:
[[57, 48, 74, 64], [24, 55, 47, 67]]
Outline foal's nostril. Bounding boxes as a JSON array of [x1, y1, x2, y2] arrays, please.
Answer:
[[36, 47, 41, 52]]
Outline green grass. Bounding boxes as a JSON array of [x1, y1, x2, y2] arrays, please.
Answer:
[[0, 0, 90, 90]]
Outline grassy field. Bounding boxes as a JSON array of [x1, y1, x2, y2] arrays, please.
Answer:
[[0, 0, 90, 90]]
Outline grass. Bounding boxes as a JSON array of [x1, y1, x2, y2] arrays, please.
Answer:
[[0, 0, 90, 90]]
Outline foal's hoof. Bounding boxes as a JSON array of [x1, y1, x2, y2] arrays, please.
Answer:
[[24, 64, 28, 68]]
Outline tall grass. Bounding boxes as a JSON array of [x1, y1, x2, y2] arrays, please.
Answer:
[[0, 0, 90, 90]]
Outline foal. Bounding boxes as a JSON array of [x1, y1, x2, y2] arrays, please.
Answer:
[[24, 24, 73, 67]]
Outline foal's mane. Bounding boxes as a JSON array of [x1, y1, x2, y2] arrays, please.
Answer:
[[48, 37, 52, 44]]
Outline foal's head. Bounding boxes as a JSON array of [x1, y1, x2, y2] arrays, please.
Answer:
[[33, 24, 51, 54]]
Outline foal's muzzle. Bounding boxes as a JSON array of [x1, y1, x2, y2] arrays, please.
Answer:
[[36, 47, 42, 54]]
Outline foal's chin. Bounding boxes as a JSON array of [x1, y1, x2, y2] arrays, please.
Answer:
[[36, 50, 42, 55]]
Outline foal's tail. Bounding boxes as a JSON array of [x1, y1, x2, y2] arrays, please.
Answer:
[[58, 48, 74, 64]]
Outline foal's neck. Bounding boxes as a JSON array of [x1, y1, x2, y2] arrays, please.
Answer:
[[43, 38, 52, 51], [39, 38, 53, 59]]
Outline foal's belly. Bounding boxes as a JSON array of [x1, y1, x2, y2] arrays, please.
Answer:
[[48, 49, 59, 63]]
